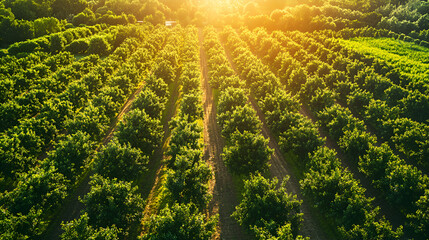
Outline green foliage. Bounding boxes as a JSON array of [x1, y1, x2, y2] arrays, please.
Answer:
[[233, 174, 304, 238], [144, 75, 170, 104], [72, 8, 95, 26], [341, 37, 429, 89], [65, 39, 90, 54], [33, 17, 61, 37], [132, 88, 166, 119], [82, 175, 144, 231], [338, 129, 377, 161], [383, 160, 427, 208], [259, 89, 301, 115], [221, 105, 261, 139], [309, 88, 336, 113], [88, 36, 111, 56], [222, 131, 272, 175], [0, 206, 45, 239], [61, 213, 120, 240], [301, 147, 372, 228], [50, 33, 67, 53], [279, 118, 325, 161], [407, 189, 429, 239], [317, 104, 366, 140], [167, 117, 202, 167], [115, 109, 163, 155], [141, 203, 217, 240], [179, 93, 203, 121], [66, 104, 110, 141], [217, 87, 248, 126], [46, 131, 94, 181], [288, 68, 307, 94], [52, 0, 87, 19], [359, 143, 400, 188], [165, 153, 212, 209], [2, 166, 68, 215], [153, 60, 176, 84], [95, 140, 148, 181]]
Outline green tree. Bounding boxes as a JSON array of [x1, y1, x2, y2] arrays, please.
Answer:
[[72, 8, 95, 26], [65, 39, 89, 54], [153, 60, 176, 84], [180, 93, 203, 121], [279, 119, 324, 161], [4, 166, 68, 215], [383, 160, 427, 209], [82, 175, 144, 231], [167, 117, 202, 167], [359, 143, 399, 188], [165, 155, 212, 209], [66, 104, 109, 141], [61, 213, 120, 240], [221, 105, 261, 139], [233, 174, 304, 238], [407, 189, 429, 239], [115, 109, 163, 155], [217, 87, 248, 114], [0, 206, 44, 239], [141, 203, 217, 240], [50, 33, 67, 53], [338, 129, 376, 162], [88, 36, 111, 56], [52, 0, 87, 19], [95, 140, 148, 181], [144, 75, 169, 103], [46, 131, 94, 181], [222, 131, 272, 175], [33, 17, 61, 37], [131, 88, 165, 119]]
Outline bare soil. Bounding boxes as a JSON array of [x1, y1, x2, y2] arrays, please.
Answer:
[[199, 29, 252, 240]]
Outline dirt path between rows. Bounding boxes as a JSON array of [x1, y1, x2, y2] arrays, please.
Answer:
[[42, 81, 148, 240], [198, 29, 252, 240]]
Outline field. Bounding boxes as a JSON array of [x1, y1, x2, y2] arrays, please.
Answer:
[[1, 0, 429, 240]]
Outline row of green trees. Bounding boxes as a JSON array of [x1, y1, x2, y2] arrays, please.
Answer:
[[225, 25, 403, 239], [142, 26, 217, 240], [241, 25, 428, 239], [6, 24, 106, 55], [204, 26, 306, 240]]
